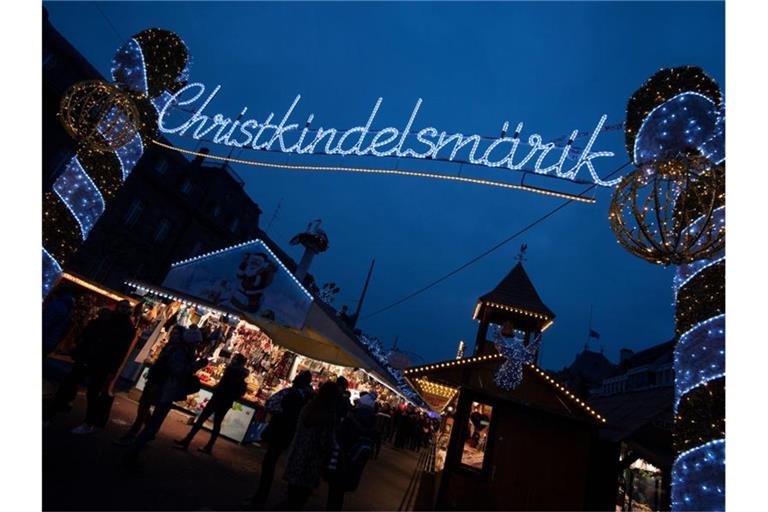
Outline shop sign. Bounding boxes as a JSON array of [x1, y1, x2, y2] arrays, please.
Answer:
[[163, 239, 313, 328], [158, 83, 621, 187]]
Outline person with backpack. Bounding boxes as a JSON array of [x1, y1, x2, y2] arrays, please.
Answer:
[[326, 392, 378, 511], [122, 326, 207, 466], [174, 353, 249, 454], [245, 370, 313, 509]]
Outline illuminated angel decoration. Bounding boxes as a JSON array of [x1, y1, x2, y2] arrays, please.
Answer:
[[492, 327, 541, 391]]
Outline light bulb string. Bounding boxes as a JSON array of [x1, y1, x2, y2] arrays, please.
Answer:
[[150, 138, 596, 203]]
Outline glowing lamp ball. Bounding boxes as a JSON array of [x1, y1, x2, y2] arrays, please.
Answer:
[[58, 80, 141, 152], [624, 66, 722, 160], [112, 28, 190, 98], [633, 92, 722, 166], [608, 155, 724, 266]]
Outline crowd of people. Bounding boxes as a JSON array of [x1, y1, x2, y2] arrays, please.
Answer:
[[43, 300, 439, 511]]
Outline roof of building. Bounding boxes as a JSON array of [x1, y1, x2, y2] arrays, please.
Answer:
[[558, 348, 618, 388], [608, 340, 675, 378], [404, 355, 606, 424], [589, 386, 674, 467], [477, 262, 555, 319]]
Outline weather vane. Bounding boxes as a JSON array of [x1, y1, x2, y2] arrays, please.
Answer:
[[516, 243, 528, 263]]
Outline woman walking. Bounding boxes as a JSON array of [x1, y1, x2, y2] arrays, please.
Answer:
[[275, 381, 339, 510]]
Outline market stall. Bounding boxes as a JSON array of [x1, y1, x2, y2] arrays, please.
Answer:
[[125, 279, 411, 443]]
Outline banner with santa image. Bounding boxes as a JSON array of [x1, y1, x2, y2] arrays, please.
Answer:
[[162, 240, 313, 328]]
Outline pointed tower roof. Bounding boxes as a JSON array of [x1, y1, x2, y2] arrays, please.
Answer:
[[473, 262, 555, 329]]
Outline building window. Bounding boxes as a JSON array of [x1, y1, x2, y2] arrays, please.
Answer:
[[229, 217, 239, 233], [154, 218, 172, 242], [461, 401, 493, 470], [124, 199, 143, 227], [180, 179, 193, 195], [154, 159, 168, 174]]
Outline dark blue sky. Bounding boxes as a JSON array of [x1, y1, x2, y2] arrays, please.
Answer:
[[45, 1, 724, 370]]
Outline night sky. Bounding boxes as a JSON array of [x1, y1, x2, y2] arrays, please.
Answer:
[[44, 1, 724, 371]]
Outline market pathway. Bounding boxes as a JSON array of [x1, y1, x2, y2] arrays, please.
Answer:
[[43, 390, 422, 511]]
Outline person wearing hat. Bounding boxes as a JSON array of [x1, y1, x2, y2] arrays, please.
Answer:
[[246, 370, 313, 509], [123, 326, 207, 466], [326, 392, 378, 510]]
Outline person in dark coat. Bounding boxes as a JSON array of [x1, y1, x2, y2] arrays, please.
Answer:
[[335, 376, 351, 424], [326, 392, 378, 510], [45, 301, 137, 433], [246, 370, 313, 509], [115, 325, 184, 444], [122, 326, 207, 465], [175, 353, 249, 454], [373, 402, 392, 459], [275, 381, 339, 511]]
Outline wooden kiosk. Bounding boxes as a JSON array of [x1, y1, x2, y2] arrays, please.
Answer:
[[405, 263, 617, 510]]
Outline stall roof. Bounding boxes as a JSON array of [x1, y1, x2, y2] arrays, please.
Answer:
[[404, 355, 607, 425]]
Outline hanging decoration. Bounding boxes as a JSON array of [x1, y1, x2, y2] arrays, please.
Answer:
[[492, 327, 540, 390], [608, 154, 724, 266], [42, 28, 191, 299]]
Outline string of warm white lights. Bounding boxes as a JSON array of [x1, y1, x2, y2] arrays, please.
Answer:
[[403, 355, 606, 423], [527, 363, 607, 423], [151, 139, 597, 203], [479, 301, 552, 321], [414, 378, 458, 399]]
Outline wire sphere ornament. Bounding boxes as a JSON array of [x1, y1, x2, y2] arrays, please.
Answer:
[[58, 80, 141, 152], [608, 154, 724, 266]]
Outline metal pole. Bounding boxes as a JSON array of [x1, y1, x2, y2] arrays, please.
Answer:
[[351, 258, 375, 328]]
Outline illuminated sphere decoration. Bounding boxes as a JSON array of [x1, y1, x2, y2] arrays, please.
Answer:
[[112, 28, 190, 97], [58, 80, 141, 152], [633, 92, 723, 166], [625, 66, 722, 158], [608, 155, 725, 266]]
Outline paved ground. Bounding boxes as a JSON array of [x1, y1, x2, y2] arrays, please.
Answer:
[[43, 389, 422, 511]]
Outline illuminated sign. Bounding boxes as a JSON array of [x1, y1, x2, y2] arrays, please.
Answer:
[[158, 83, 621, 187]]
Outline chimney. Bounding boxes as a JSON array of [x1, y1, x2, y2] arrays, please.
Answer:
[[620, 348, 635, 364]]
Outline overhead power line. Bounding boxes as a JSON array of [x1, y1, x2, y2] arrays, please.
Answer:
[[361, 160, 633, 320]]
